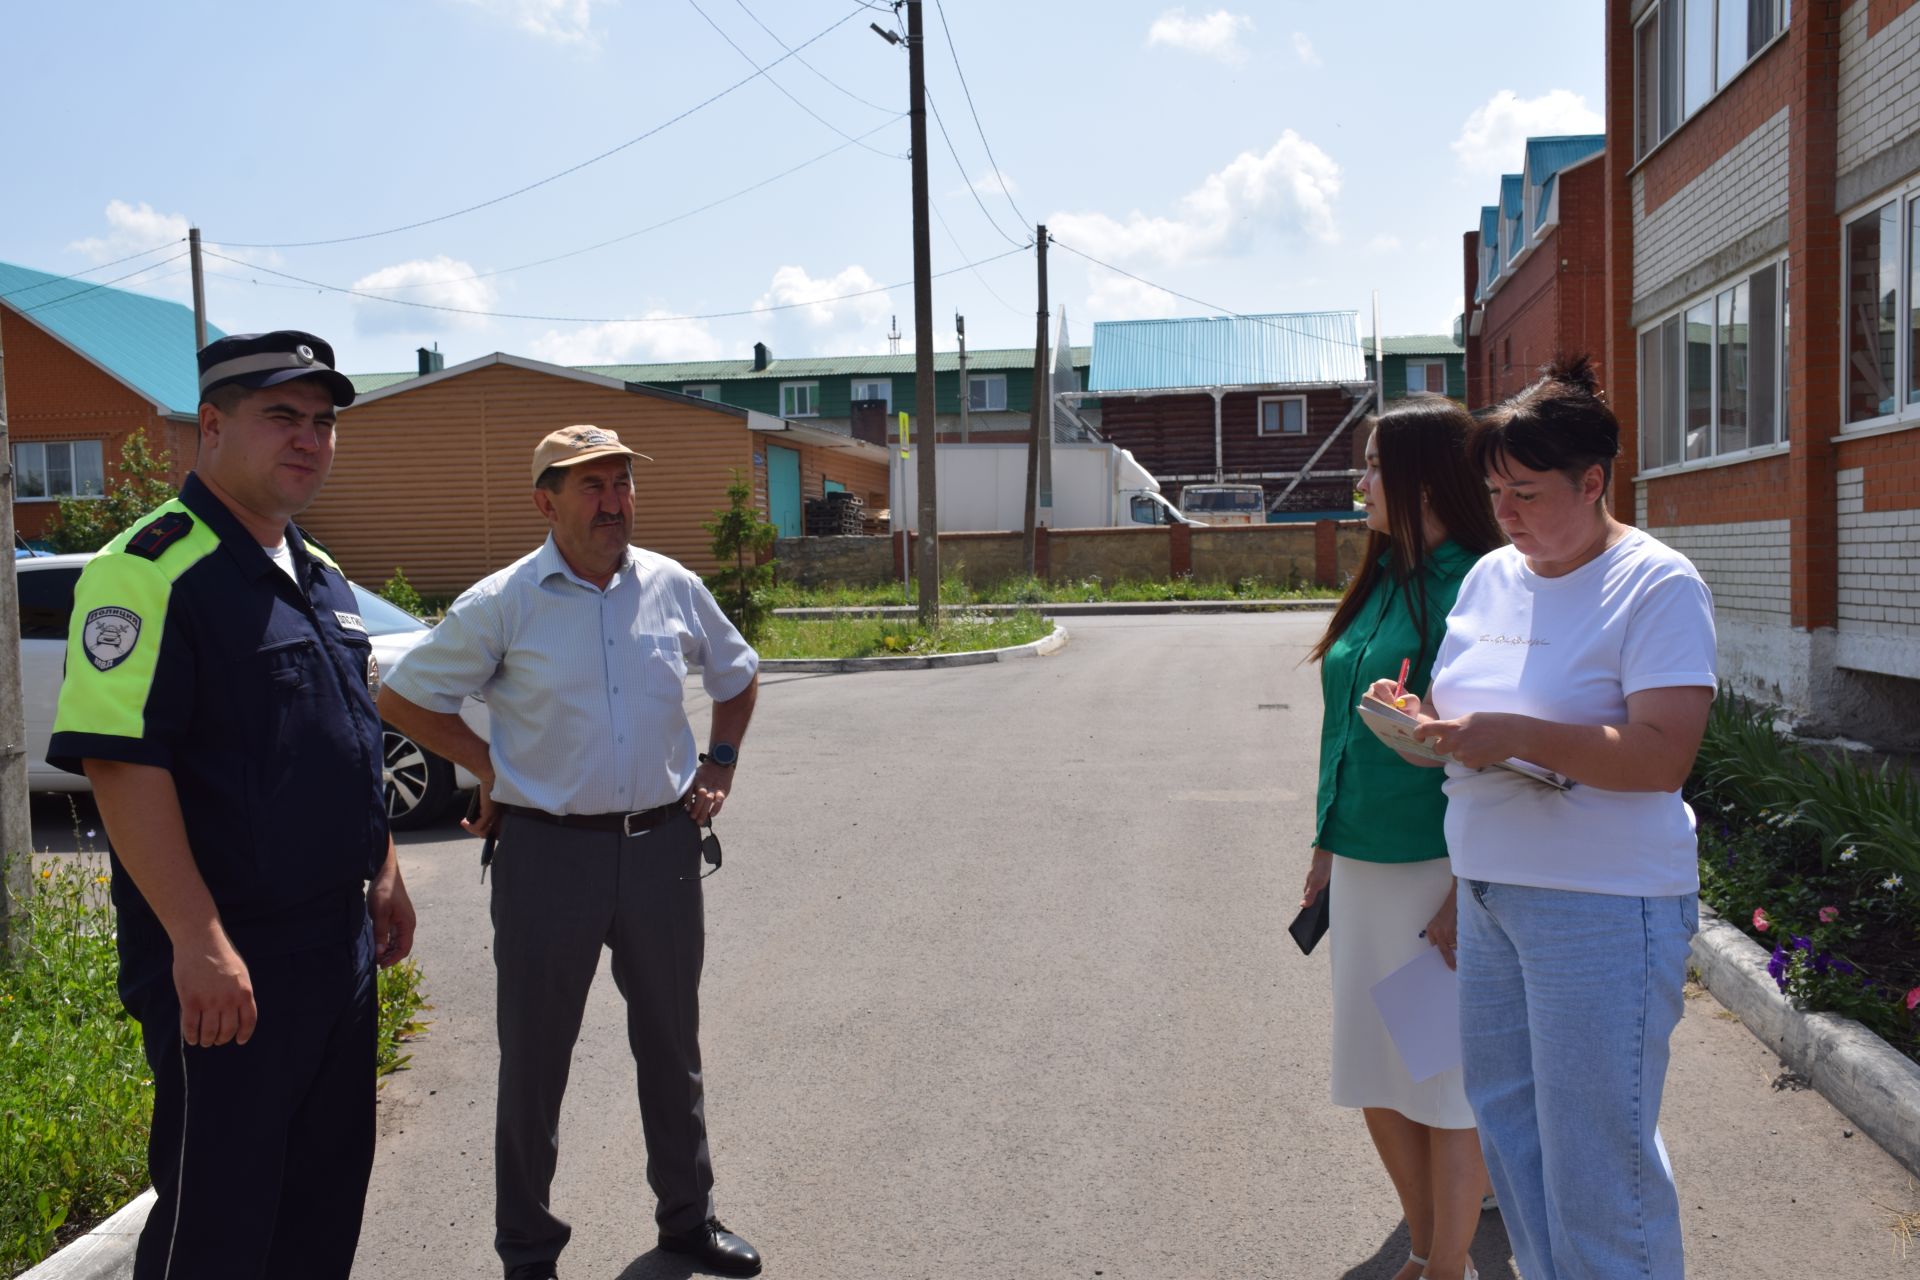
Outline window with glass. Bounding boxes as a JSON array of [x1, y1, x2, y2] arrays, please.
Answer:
[[780, 381, 819, 417], [1640, 260, 1787, 469], [1404, 359, 1447, 395], [850, 378, 892, 412], [1258, 395, 1306, 435], [13, 440, 105, 500], [1635, 0, 1788, 158], [682, 384, 721, 401], [1842, 188, 1920, 425], [968, 374, 1007, 412]]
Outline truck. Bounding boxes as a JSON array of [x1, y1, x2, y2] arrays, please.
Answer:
[[1176, 484, 1268, 527], [890, 441, 1193, 531]]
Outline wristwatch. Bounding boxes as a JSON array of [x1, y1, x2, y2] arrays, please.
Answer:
[[699, 743, 738, 768]]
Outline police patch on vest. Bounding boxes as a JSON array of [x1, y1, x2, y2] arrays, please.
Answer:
[[82, 607, 142, 671], [336, 611, 367, 633]]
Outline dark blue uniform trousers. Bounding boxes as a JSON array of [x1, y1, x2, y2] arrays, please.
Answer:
[[490, 811, 714, 1272], [130, 923, 377, 1280]]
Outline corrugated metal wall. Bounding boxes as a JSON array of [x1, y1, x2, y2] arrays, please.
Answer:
[[305, 363, 757, 595]]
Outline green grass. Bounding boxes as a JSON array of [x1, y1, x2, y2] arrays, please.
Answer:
[[765, 573, 1337, 609], [0, 842, 431, 1278], [754, 610, 1054, 659]]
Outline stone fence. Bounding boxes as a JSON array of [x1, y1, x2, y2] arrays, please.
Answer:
[[774, 521, 1371, 590]]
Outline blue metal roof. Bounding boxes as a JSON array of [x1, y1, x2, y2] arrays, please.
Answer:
[[0, 259, 220, 417], [1087, 312, 1366, 392], [1525, 135, 1603, 233], [1499, 174, 1524, 219]]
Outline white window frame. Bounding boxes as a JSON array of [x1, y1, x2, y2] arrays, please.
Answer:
[[1838, 176, 1920, 436], [1636, 253, 1791, 477], [1404, 359, 1447, 396], [849, 378, 893, 413], [1257, 394, 1307, 436], [12, 439, 106, 501], [682, 384, 721, 401], [780, 381, 820, 418], [1633, 0, 1791, 165], [967, 374, 1007, 412]]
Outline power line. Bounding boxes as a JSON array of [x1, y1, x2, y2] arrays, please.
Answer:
[[926, 87, 1026, 249], [929, 0, 1028, 230], [1048, 235, 1372, 355], [218, 4, 872, 249], [686, 0, 905, 160], [201, 243, 1028, 325], [730, 0, 897, 115], [355, 119, 902, 292], [930, 201, 1023, 317], [14, 251, 192, 317], [0, 238, 185, 301]]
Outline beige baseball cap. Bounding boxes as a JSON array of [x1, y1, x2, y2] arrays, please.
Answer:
[[530, 424, 652, 485]]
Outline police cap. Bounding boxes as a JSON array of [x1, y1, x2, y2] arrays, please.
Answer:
[[198, 330, 357, 408]]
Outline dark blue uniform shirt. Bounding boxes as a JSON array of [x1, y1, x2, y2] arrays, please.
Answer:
[[49, 473, 388, 998]]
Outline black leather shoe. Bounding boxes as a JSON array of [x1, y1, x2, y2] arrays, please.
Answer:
[[505, 1264, 556, 1280], [657, 1217, 762, 1276]]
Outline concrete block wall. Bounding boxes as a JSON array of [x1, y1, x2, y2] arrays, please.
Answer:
[[1631, 108, 1790, 306], [1642, 520, 1793, 622], [1837, 1, 1920, 174]]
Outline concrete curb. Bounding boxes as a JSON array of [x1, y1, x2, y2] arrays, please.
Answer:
[[17, 1189, 152, 1280], [1690, 903, 1920, 1177], [760, 623, 1070, 673], [773, 599, 1334, 620]]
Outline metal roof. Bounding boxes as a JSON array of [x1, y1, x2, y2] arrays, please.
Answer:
[[1369, 335, 1464, 358], [1086, 312, 1366, 392], [348, 371, 417, 395], [579, 345, 1091, 384], [1526, 135, 1603, 233], [0, 259, 222, 417], [1499, 174, 1524, 218]]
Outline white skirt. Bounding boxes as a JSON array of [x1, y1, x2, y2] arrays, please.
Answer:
[[1328, 853, 1476, 1129]]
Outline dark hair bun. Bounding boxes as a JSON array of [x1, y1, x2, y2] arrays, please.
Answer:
[[1545, 353, 1601, 398]]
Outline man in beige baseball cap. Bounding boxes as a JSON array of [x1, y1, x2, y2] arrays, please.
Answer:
[[378, 424, 764, 1278]]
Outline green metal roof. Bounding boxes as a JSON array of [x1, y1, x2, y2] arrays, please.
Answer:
[[0, 258, 223, 417], [347, 371, 418, 394], [582, 345, 1091, 384], [1369, 335, 1463, 357]]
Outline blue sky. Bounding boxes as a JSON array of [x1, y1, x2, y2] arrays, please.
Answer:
[[2, 1, 1605, 376]]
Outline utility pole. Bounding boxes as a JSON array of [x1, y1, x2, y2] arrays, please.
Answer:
[[189, 227, 208, 351], [1022, 224, 1048, 575], [956, 313, 970, 443], [906, 0, 939, 624], [0, 318, 33, 948]]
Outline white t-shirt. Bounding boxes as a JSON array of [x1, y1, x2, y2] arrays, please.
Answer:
[[1428, 528, 1717, 896], [265, 540, 300, 583]]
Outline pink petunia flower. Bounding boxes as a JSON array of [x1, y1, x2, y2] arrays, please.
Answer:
[[1819, 906, 1840, 924], [1906, 987, 1920, 1012], [1753, 908, 1771, 932]]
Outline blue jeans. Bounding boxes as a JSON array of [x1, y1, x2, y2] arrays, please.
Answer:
[[1457, 880, 1698, 1280]]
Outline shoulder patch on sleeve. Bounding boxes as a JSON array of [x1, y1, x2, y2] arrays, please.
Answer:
[[126, 511, 195, 561]]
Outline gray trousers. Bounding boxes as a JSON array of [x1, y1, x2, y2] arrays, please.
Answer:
[[490, 810, 715, 1271]]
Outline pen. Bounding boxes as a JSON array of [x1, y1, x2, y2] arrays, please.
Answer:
[[1393, 657, 1410, 707]]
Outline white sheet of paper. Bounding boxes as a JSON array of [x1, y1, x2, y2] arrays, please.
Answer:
[[1368, 946, 1463, 1083]]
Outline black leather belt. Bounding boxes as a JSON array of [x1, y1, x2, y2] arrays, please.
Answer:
[[500, 800, 685, 838]]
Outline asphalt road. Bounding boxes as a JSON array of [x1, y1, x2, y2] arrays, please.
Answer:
[[31, 614, 1920, 1278]]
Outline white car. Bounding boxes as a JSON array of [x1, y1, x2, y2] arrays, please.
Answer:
[[17, 551, 486, 830]]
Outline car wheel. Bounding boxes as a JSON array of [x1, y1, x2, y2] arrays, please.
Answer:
[[383, 725, 455, 830]]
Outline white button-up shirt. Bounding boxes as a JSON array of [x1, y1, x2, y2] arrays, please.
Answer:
[[384, 536, 759, 814]]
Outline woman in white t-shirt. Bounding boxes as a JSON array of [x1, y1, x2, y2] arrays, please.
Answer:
[[1374, 356, 1716, 1280]]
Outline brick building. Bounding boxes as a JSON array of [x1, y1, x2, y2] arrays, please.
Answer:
[[1601, 0, 1920, 745], [1082, 312, 1373, 515], [1462, 135, 1608, 409], [1, 260, 209, 543]]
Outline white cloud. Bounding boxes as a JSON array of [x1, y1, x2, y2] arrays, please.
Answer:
[[972, 168, 1018, 197], [452, 0, 609, 45], [1452, 89, 1603, 178], [1050, 129, 1342, 268], [754, 264, 894, 330], [69, 199, 189, 264], [528, 313, 723, 366], [1146, 8, 1253, 63], [64, 200, 278, 303], [1082, 274, 1182, 325], [1291, 32, 1320, 67], [350, 257, 499, 334]]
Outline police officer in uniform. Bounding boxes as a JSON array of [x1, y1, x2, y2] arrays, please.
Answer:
[[49, 330, 415, 1280], [379, 426, 762, 1279]]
